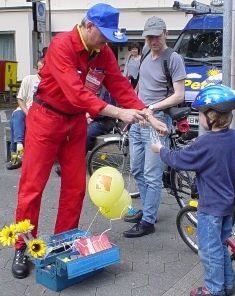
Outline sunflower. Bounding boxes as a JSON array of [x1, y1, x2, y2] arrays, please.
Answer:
[[28, 239, 47, 258], [0, 224, 18, 246], [15, 219, 34, 234]]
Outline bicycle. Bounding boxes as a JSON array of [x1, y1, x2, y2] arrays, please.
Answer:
[[176, 196, 235, 258], [87, 106, 196, 206]]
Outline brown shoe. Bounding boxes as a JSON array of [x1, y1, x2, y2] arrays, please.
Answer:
[[124, 210, 143, 223]]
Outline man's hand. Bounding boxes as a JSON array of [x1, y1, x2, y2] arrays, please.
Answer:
[[99, 105, 145, 123], [151, 142, 163, 153], [86, 112, 93, 124], [117, 109, 146, 124]]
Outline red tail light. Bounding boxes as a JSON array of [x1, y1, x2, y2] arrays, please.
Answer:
[[176, 118, 190, 133]]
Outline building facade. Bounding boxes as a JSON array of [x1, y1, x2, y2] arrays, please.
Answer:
[[0, 0, 212, 80]]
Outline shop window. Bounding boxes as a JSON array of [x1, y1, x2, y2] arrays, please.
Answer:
[[0, 33, 15, 61]]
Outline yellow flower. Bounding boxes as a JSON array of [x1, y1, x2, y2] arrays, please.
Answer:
[[15, 219, 34, 234], [0, 224, 18, 246], [62, 257, 71, 262], [28, 239, 47, 258]]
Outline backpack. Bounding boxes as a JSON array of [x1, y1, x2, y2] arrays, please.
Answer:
[[138, 46, 175, 97]]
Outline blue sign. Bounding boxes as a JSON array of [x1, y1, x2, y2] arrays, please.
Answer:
[[185, 65, 222, 102]]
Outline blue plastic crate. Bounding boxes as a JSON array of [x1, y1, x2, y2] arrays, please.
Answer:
[[33, 229, 120, 292]]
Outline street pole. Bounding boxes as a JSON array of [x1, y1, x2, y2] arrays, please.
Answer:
[[231, 1, 235, 129], [222, 0, 232, 87], [222, 0, 235, 129], [48, 0, 52, 41]]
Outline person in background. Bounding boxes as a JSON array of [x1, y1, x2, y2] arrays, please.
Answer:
[[86, 85, 116, 152], [6, 58, 44, 170], [150, 85, 235, 296], [41, 47, 48, 58], [123, 16, 186, 238], [11, 3, 151, 280], [123, 42, 141, 88]]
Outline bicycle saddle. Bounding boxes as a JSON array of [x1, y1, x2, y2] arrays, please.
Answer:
[[166, 107, 191, 120]]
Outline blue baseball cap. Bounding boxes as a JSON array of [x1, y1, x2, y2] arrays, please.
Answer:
[[86, 3, 127, 43]]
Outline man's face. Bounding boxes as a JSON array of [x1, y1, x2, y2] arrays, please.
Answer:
[[146, 32, 167, 53], [86, 23, 108, 50]]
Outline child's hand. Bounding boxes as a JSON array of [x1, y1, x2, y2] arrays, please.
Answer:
[[151, 142, 163, 153], [156, 123, 168, 136]]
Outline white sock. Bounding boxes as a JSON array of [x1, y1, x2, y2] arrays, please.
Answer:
[[16, 143, 24, 152]]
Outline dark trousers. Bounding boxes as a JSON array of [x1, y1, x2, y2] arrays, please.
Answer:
[[87, 118, 115, 152]]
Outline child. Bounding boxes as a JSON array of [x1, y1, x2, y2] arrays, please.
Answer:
[[148, 84, 235, 296]]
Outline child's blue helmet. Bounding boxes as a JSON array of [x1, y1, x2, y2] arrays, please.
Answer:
[[192, 85, 235, 113]]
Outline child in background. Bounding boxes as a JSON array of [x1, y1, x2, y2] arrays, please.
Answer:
[[148, 85, 235, 296]]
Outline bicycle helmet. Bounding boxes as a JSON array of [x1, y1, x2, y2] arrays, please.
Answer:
[[192, 84, 235, 113]]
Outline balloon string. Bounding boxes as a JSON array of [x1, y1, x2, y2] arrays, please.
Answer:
[[84, 209, 100, 237], [84, 205, 129, 242], [99, 205, 129, 239], [100, 219, 114, 238], [126, 173, 131, 195]]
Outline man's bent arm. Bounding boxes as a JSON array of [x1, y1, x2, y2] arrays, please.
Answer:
[[152, 80, 185, 110]]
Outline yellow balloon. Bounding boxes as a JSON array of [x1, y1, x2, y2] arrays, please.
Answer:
[[88, 166, 124, 208], [99, 189, 131, 219]]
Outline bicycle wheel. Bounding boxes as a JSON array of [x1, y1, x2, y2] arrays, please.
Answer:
[[87, 140, 140, 198], [171, 169, 197, 208], [176, 205, 198, 253]]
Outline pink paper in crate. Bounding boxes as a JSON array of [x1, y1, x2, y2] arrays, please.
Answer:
[[74, 234, 112, 256]]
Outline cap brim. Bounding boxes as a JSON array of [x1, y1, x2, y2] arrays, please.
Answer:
[[142, 29, 164, 37], [98, 26, 128, 43]]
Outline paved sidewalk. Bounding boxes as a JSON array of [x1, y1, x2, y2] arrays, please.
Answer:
[[0, 120, 204, 296]]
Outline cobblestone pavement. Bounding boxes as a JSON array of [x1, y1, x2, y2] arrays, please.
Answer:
[[0, 110, 204, 296]]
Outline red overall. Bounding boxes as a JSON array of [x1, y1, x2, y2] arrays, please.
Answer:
[[15, 26, 144, 249]]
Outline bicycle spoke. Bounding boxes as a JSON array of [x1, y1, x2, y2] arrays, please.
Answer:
[[177, 206, 198, 253], [171, 170, 197, 208]]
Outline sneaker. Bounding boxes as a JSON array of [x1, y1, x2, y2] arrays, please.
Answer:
[[190, 287, 213, 296], [12, 246, 29, 279], [6, 153, 22, 170]]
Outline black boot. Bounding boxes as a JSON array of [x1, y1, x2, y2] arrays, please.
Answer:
[[12, 247, 29, 279], [123, 222, 155, 238]]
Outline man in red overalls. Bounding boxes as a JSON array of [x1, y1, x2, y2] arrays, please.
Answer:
[[11, 3, 150, 279]]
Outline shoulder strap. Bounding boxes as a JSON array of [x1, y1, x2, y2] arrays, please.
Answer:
[[160, 47, 175, 96], [135, 45, 151, 85], [127, 54, 132, 65], [140, 45, 151, 65]]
